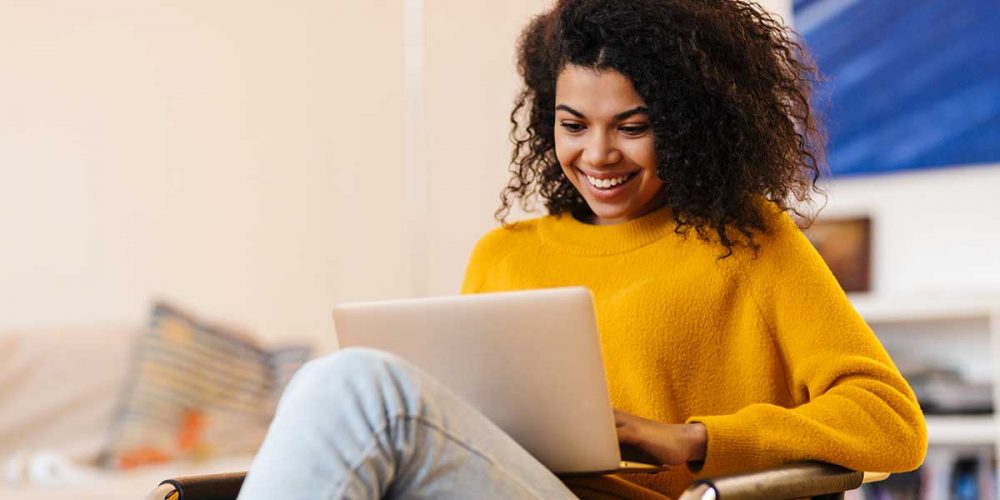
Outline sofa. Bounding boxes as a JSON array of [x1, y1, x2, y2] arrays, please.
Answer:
[[0, 321, 316, 500]]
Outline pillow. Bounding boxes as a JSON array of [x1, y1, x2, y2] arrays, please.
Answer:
[[99, 302, 311, 469]]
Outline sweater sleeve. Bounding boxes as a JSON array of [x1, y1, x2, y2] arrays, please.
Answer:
[[686, 212, 927, 477]]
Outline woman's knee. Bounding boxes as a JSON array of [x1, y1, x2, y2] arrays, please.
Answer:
[[286, 347, 411, 395]]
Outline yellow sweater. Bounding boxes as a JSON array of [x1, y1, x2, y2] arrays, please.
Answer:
[[461, 203, 927, 499]]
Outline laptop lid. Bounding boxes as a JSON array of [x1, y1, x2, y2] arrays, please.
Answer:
[[332, 287, 623, 474]]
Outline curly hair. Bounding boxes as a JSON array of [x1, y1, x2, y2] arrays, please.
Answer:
[[497, 0, 826, 256]]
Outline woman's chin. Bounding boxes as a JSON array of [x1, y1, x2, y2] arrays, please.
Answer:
[[584, 204, 635, 225], [581, 196, 668, 225]]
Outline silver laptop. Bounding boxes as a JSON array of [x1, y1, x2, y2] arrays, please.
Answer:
[[332, 286, 666, 475]]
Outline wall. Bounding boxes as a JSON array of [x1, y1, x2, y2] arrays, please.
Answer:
[[0, 1, 408, 343], [3, 0, 994, 343], [821, 164, 1000, 296], [420, 0, 551, 295]]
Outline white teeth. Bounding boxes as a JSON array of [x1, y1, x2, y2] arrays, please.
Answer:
[[586, 173, 632, 189]]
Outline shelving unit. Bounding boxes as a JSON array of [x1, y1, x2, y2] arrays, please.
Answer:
[[925, 415, 997, 446], [849, 294, 1000, 498]]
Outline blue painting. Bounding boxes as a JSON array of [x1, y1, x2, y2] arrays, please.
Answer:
[[792, 0, 1000, 176]]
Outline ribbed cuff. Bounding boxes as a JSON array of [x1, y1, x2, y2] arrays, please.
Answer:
[[685, 414, 766, 478]]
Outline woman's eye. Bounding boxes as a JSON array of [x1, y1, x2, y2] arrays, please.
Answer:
[[560, 122, 586, 133], [620, 125, 650, 136]]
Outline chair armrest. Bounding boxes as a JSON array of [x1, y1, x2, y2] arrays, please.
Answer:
[[678, 462, 882, 500], [145, 471, 247, 500], [148, 463, 888, 500]]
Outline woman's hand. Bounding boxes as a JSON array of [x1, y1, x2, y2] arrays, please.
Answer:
[[614, 409, 707, 466]]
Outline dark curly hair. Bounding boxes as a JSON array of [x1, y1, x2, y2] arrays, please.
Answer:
[[498, 0, 826, 255]]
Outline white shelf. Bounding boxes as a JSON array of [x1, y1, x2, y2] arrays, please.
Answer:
[[926, 415, 998, 446], [849, 293, 1000, 323]]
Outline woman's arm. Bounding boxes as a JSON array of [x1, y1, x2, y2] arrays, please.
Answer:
[[683, 211, 927, 477]]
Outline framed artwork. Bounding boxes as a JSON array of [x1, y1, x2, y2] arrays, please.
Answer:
[[793, 0, 1000, 176], [802, 216, 872, 293]]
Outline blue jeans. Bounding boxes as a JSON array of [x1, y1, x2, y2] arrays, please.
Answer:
[[237, 347, 578, 499]]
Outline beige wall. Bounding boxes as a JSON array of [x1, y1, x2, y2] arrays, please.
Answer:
[[0, 1, 406, 342], [0, 0, 822, 341], [421, 0, 552, 295]]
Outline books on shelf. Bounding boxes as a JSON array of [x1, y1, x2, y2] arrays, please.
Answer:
[[854, 448, 996, 500]]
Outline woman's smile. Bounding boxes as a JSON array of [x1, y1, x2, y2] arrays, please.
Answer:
[[576, 168, 640, 201]]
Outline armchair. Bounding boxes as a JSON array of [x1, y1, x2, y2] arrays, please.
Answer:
[[145, 462, 889, 500]]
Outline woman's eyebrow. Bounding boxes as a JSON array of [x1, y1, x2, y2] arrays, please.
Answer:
[[555, 104, 649, 120], [555, 104, 586, 118], [613, 107, 648, 120]]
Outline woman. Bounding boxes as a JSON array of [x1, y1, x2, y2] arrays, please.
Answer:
[[238, 0, 927, 498]]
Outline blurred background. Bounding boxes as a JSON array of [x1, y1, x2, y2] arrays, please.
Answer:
[[0, 0, 997, 498]]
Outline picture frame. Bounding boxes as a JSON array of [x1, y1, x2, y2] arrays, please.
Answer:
[[802, 216, 872, 293]]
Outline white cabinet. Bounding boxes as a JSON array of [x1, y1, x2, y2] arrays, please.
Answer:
[[850, 294, 1000, 498]]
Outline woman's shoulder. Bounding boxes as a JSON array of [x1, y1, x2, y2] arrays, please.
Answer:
[[472, 216, 549, 248], [736, 200, 837, 285], [467, 216, 548, 262], [462, 216, 549, 293], [753, 201, 813, 251]]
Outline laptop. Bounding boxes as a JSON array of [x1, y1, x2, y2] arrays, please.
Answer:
[[332, 286, 666, 475]]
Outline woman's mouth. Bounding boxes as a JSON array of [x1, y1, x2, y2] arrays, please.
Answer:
[[584, 172, 637, 189], [577, 168, 640, 200]]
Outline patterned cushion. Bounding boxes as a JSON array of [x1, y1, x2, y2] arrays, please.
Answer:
[[99, 302, 311, 469]]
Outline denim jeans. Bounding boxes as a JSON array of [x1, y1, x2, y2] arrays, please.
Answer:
[[237, 347, 578, 499]]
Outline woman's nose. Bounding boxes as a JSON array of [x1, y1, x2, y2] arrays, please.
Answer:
[[582, 131, 622, 167]]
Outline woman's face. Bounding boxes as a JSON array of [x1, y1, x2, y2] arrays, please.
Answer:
[[554, 65, 665, 225]]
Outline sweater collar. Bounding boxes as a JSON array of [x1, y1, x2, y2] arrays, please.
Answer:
[[536, 205, 676, 256]]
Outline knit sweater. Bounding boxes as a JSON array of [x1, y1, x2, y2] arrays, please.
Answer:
[[461, 203, 927, 499]]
